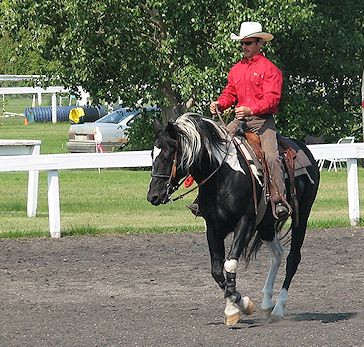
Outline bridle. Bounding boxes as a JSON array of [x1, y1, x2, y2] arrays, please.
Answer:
[[150, 141, 184, 200], [151, 118, 233, 203]]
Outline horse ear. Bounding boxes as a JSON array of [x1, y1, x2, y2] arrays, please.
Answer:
[[154, 118, 163, 132], [167, 121, 177, 139]]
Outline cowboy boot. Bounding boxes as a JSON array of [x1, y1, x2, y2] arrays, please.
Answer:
[[275, 203, 289, 220], [186, 197, 201, 217], [186, 203, 201, 216], [271, 190, 291, 221]]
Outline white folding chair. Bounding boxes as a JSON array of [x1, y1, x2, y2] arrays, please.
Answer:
[[318, 158, 326, 171], [327, 136, 355, 172]]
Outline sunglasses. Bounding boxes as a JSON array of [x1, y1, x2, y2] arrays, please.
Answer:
[[241, 40, 259, 46]]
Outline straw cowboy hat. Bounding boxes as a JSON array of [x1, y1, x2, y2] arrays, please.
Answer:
[[230, 22, 273, 42]]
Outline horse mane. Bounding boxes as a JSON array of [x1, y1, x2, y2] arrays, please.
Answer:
[[174, 114, 229, 171]]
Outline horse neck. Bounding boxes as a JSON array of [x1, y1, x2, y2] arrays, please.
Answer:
[[188, 146, 225, 184], [190, 139, 250, 186]]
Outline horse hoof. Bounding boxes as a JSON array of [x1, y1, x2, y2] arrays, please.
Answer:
[[262, 307, 273, 319], [269, 313, 284, 323], [224, 312, 241, 326], [241, 296, 255, 315]]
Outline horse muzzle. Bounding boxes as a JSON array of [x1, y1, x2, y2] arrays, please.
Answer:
[[147, 185, 171, 206]]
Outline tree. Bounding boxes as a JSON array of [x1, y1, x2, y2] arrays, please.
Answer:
[[276, 0, 364, 142], [0, 33, 50, 75], [362, 67, 364, 141], [1, 0, 363, 143], [1, 0, 314, 119]]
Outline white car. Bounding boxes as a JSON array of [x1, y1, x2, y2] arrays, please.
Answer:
[[66, 107, 157, 153]]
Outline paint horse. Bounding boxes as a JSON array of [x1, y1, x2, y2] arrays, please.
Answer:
[[147, 114, 319, 325]]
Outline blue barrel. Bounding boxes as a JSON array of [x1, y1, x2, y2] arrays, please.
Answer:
[[24, 106, 107, 123]]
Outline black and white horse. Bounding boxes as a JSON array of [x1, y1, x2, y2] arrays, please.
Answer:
[[147, 114, 319, 325]]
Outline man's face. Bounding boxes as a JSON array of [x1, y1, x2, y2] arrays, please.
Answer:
[[241, 38, 262, 59]]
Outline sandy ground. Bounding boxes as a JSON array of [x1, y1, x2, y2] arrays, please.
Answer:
[[0, 228, 363, 347]]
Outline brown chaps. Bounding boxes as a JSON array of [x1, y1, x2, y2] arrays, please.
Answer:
[[227, 115, 285, 203]]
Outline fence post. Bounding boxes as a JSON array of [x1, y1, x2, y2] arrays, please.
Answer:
[[1, 94, 4, 115], [37, 92, 42, 106], [48, 170, 61, 238], [27, 142, 40, 217], [51, 93, 57, 123], [347, 158, 360, 226]]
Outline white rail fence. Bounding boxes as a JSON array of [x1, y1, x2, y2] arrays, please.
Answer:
[[1, 144, 363, 238], [0, 85, 90, 122], [0, 140, 41, 217]]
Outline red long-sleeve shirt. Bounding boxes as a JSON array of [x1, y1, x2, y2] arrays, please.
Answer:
[[217, 53, 283, 116]]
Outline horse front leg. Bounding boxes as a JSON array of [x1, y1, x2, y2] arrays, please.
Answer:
[[206, 227, 226, 292], [224, 260, 255, 326], [223, 216, 255, 326]]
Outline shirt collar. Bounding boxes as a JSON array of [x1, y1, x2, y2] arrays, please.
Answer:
[[241, 53, 264, 65]]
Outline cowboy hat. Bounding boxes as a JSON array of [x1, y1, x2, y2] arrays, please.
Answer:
[[230, 22, 273, 42]]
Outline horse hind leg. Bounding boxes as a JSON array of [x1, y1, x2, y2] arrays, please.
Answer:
[[271, 185, 316, 321], [223, 259, 255, 326], [261, 236, 284, 317], [269, 232, 304, 321]]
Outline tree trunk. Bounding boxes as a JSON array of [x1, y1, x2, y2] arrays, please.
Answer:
[[160, 104, 185, 124], [160, 82, 187, 124], [362, 67, 364, 141]]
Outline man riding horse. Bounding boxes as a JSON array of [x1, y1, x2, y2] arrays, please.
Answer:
[[189, 21, 290, 220], [147, 22, 320, 326]]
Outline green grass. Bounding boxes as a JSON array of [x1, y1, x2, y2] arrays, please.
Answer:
[[0, 170, 203, 237], [1, 94, 55, 116], [0, 116, 70, 154], [0, 96, 71, 154], [0, 108, 363, 238], [0, 169, 363, 238], [309, 169, 364, 228]]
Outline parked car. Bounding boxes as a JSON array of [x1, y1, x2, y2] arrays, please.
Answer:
[[66, 106, 159, 153]]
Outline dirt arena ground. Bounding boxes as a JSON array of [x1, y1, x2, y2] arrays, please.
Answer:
[[0, 228, 363, 347]]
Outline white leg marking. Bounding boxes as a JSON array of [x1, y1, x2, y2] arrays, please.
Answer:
[[261, 236, 283, 312], [240, 296, 255, 315], [224, 296, 241, 317], [224, 295, 255, 326], [224, 259, 238, 273], [271, 288, 288, 320]]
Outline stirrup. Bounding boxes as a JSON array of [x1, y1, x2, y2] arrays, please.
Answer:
[[275, 203, 290, 221], [186, 203, 201, 217]]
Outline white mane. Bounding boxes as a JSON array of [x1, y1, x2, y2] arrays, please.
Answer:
[[175, 114, 231, 171]]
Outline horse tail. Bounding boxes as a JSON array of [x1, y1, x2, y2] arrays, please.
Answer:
[[244, 220, 289, 265], [244, 233, 263, 266]]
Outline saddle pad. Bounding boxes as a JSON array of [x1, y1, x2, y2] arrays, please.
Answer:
[[234, 137, 263, 186], [234, 135, 314, 184], [277, 136, 313, 170]]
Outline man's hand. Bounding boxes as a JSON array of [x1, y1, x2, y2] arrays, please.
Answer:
[[209, 101, 220, 114], [235, 106, 253, 120]]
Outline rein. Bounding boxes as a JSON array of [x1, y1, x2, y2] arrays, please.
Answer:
[[170, 163, 223, 202], [212, 104, 227, 127], [214, 105, 259, 216]]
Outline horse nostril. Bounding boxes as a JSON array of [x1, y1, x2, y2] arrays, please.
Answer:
[[147, 194, 160, 205]]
